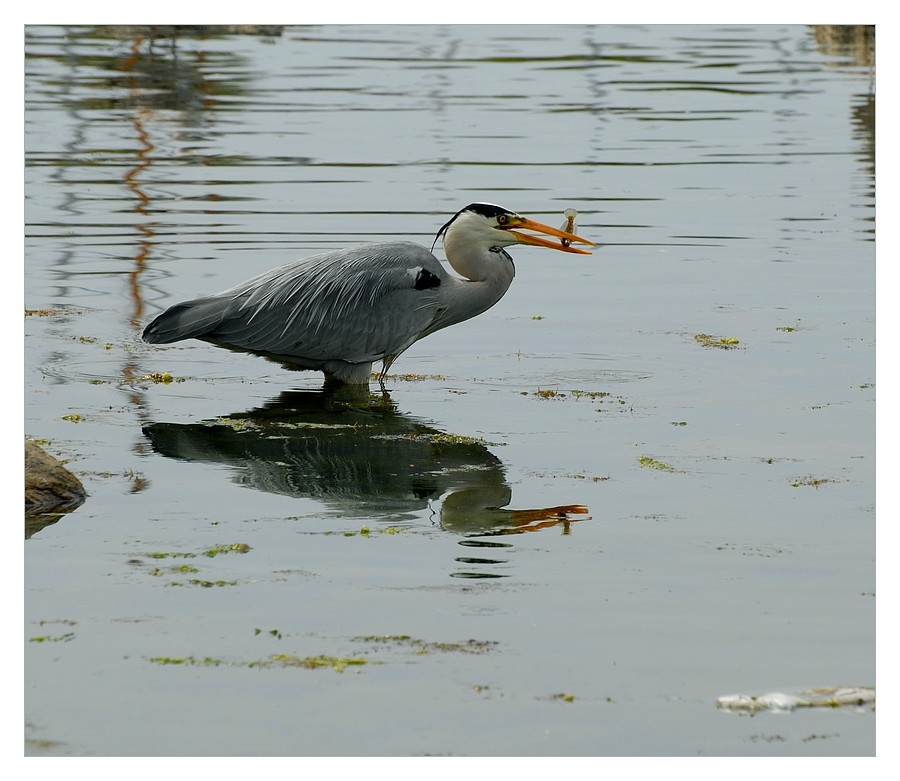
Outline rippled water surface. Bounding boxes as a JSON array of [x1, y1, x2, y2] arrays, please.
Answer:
[[24, 25, 875, 757]]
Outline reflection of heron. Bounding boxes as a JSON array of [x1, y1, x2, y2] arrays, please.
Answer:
[[142, 389, 588, 536], [142, 203, 595, 384]]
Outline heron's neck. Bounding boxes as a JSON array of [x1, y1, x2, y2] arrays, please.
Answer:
[[437, 242, 516, 331], [445, 230, 516, 283]]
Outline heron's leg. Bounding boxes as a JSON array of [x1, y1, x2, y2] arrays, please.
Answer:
[[379, 355, 397, 384]]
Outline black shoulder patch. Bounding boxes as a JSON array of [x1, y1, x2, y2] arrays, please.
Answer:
[[414, 268, 441, 290]]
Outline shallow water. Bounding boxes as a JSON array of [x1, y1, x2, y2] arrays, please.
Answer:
[[24, 24, 875, 756]]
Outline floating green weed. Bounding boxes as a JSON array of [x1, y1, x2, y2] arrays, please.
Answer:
[[202, 543, 252, 557], [149, 654, 367, 673], [428, 432, 491, 446], [140, 371, 181, 384], [384, 431, 499, 447], [534, 388, 564, 399], [212, 416, 259, 431], [265, 654, 367, 672], [29, 633, 75, 643], [694, 333, 741, 349], [572, 472, 609, 482], [381, 372, 447, 382], [529, 388, 625, 406], [150, 656, 225, 666], [571, 389, 611, 400], [354, 635, 498, 655], [341, 526, 402, 537], [790, 476, 836, 489], [639, 456, 682, 473], [25, 308, 82, 317]]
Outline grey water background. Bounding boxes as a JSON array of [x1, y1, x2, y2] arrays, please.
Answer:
[[24, 25, 875, 756]]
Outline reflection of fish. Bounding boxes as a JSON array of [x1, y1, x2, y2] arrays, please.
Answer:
[[143, 389, 588, 535]]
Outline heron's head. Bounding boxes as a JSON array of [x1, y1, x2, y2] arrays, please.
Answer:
[[432, 202, 596, 256]]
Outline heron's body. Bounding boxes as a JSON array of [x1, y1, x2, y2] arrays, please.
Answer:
[[142, 203, 594, 384]]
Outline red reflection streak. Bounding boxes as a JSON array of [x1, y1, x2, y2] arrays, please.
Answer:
[[506, 504, 590, 535], [120, 38, 157, 400]]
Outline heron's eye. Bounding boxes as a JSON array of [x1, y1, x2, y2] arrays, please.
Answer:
[[497, 214, 509, 225]]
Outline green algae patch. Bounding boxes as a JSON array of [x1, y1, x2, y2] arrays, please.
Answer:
[[202, 543, 252, 557], [385, 431, 501, 447], [150, 656, 226, 666], [428, 432, 493, 446], [175, 579, 240, 588], [212, 416, 261, 432], [264, 654, 367, 672], [790, 476, 839, 489], [528, 388, 627, 407], [139, 371, 183, 384], [534, 388, 564, 399], [149, 654, 368, 673], [25, 308, 83, 317], [149, 564, 200, 577], [694, 333, 741, 349], [354, 635, 498, 655], [639, 456, 683, 473], [570, 389, 612, 400], [380, 372, 447, 382], [340, 525, 403, 537], [29, 633, 76, 643]]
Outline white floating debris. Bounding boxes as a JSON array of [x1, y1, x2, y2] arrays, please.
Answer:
[[716, 686, 874, 714]]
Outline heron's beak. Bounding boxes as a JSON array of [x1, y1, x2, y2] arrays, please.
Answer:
[[505, 217, 597, 255]]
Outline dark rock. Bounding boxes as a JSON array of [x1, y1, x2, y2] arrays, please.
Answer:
[[25, 440, 86, 537]]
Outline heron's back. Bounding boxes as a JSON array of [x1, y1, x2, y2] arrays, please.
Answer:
[[142, 241, 447, 369]]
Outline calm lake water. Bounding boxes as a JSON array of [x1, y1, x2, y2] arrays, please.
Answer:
[[24, 24, 875, 757]]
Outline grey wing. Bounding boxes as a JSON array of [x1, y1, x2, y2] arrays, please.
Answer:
[[143, 241, 447, 365]]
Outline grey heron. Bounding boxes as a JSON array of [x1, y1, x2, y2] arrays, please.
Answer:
[[142, 202, 595, 384]]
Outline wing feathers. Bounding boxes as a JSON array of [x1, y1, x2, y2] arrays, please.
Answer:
[[143, 242, 445, 367]]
